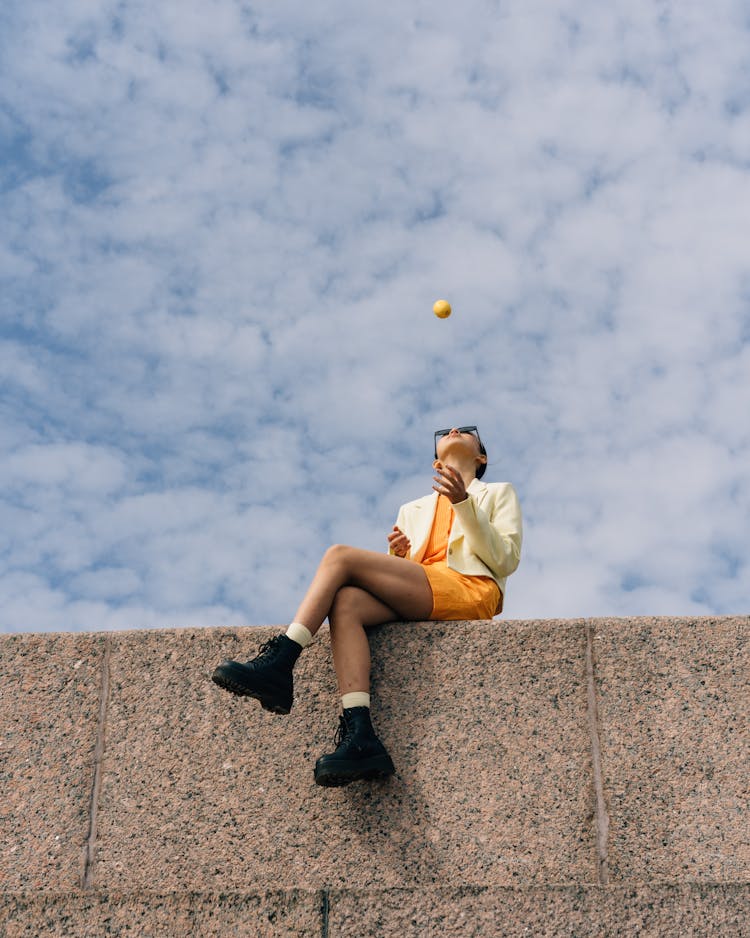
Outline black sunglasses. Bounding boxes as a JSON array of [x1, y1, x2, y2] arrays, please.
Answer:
[[433, 426, 481, 458]]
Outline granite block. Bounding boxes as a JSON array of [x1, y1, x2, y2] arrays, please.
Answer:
[[594, 616, 750, 881], [0, 889, 321, 937], [368, 619, 596, 886], [91, 620, 595, 891], [0, 632, 104, 891], [328, 884, 750, 937]]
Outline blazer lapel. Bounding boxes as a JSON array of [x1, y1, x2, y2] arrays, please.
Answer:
[[467, 479, 488, 505], [449, 480, 487, 542], [407, 492, 438, 563]]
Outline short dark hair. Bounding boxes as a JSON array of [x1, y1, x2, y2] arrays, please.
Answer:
[[476, 439, 488, 480]]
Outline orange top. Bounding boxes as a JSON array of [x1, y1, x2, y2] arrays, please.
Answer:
[[418, 493, 503, 618], [421, 495, 454, 564]]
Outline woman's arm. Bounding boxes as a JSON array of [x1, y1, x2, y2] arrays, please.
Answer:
[[452, 484, 522, 578]]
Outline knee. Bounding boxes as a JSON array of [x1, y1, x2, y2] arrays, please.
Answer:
[[322, 544, 352, 568]]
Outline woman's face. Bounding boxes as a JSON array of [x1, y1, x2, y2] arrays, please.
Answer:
[[435, 427, 482, 461]]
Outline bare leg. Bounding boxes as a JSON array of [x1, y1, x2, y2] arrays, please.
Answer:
[[314, 584, 401, 788], [328, 586, 399, 694], [293, 545, 433, 638]]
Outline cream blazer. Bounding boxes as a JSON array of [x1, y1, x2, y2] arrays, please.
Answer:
[[391, 479, 523, 603]]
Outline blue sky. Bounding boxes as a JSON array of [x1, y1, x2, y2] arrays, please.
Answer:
[[1, 0, 749, 632]]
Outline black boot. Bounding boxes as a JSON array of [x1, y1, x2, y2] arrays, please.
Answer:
[[314, 706, 395, 787], [211, 634, 301, 714]]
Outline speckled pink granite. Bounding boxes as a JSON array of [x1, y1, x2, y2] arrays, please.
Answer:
[[0, 632, 104, 891], [328, 884, 750, 937], [93, 620, 595, 891], [0, 890, 320, 937], [1, 616, 748, 936], [0, 886, 747, 936], [593, 617, 750, 882]]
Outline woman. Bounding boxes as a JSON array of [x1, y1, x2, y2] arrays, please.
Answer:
[[212, 426, 523, 787]]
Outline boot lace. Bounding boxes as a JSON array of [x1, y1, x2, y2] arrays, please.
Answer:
[[333, 714, 349, 748], [253, 635, 283, 661]]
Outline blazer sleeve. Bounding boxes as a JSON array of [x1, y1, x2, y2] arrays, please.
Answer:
[[452, 483, 522, 578]]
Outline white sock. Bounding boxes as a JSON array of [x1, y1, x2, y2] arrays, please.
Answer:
[[342, 691, 370, 710], [285, 622, 313, 649]]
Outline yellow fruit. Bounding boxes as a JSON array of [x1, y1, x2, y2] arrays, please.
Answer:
[[433, 299, 452, 319]]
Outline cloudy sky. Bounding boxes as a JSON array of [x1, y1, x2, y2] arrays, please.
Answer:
[[1, 0, 749, 633]]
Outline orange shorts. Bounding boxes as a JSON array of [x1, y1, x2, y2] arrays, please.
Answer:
[[420, 561, 502, 620]]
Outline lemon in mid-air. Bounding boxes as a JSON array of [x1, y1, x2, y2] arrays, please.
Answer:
[[433, 299, 452, 319]]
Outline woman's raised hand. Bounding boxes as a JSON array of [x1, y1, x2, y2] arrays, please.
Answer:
[[432, 462, 467, 504], [387, 525, 411, 557]]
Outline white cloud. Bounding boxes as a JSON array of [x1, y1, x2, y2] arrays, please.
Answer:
[[1, 0, 749, 632]]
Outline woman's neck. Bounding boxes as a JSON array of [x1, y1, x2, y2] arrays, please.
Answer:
[[441, 458, 477, 494]]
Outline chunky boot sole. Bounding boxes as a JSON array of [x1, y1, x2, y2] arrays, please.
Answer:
[[211, 661, 292, 715], [314, 752, 395, 787]]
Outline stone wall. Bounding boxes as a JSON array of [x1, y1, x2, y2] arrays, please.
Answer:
[[1, 617, 748, 935]]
